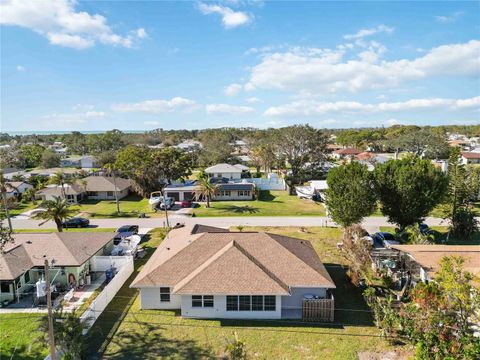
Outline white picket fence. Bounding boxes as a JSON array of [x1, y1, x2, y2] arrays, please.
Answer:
[[80, 256, 134, 332], [90, 255, 132, 272]]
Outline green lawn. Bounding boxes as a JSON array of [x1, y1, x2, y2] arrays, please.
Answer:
[[194, 190, 326, 217], [0, 313, 47, 359], [379, 226, 480, 245], [0, 200, 38, 218], [74, 195, 163, 218], [85, 226, 403, 359]]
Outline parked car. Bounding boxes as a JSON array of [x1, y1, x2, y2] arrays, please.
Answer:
[[419, 223, 433, 235], [372, 232, 400, 248], [62, 217, 90, 228], [114, 225, 139, 244], [181, 200, 199, 208], [158, 197, 175, 210]]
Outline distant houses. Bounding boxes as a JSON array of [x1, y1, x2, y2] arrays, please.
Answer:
[[4, 181, 33, 199], [60, 155, 98, 168], [461, 151, 480, 165]]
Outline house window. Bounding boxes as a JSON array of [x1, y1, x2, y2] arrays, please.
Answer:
[[24, 271, 30, 284], [0, 282, 10, 293], [88, 191, 98, 196], [264, 296, 276, 311], [238, 190, 250, 197], [251, 296, 263, 311], [192, 295, 214, 308], [226, 296, 238, 311], [239, 296, 251, 311], [216, 173, 222, 178], [107, 191, 114, 196], [226, 296, 275, 311], [160, 287, 170, 302], [219, 190, 231, 197]]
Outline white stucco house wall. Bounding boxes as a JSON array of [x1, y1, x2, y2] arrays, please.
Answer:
[[131, 224, 335, 320], [5, 181, 34, 199], [205, 163, 243, 180]]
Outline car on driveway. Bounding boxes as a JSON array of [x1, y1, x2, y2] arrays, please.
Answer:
[[63, 217, 90, 228], [372, 232, 400, 248], [114, 225, 139, 244]]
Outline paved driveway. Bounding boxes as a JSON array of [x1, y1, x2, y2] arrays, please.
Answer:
[[11, 216, 449, 230]]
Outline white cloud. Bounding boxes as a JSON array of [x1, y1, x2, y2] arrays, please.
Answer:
[[264, 96, 480, 117], [112, 97, 197, 113], [344, 24, 394, 40], [245, 40, 480, 94], [245, 97, 262, 104], [198, 3, 252, 29], [435, 11, 464, 23], [16, 65, 26, 72], [0, 0, 147, 49], [206, 104, 255, 115], [224, 83, 242, 96], [85, 111, 105, 117]]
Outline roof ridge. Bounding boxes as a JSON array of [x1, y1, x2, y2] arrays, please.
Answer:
[[173, 240, 234, 293], [233, 238, 290, 293]]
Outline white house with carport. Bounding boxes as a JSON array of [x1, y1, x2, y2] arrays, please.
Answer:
[[131, 224, 336, 320], [163, 181, 255, 202]]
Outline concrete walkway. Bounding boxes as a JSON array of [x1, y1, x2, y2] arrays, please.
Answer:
[[11, 216, 450, 230]]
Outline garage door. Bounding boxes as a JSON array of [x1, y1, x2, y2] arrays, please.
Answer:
[[167, 192, 180, 201]]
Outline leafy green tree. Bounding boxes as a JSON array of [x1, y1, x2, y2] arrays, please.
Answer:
[[0, 173, 13, 231], [198, 130, 234, 166], [373, 156, 448, 230], [23, 187, 37, 204], [150, 147, 193, 184], [276, 125, 328, 193], [0, 219, 14, 252], [49, 171, 73, 199], [20, 144, 45, 168], [326, 162, 377, 228], [33, 196, 76, 232], [41, 149, 61, 168]]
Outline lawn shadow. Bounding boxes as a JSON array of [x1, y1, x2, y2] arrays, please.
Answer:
[[218, 318, 345, 330], [258, 191, 276, 202], [100, 322, 214, 360], [325, 264, 374, 327], [218, 205, 259, 214]]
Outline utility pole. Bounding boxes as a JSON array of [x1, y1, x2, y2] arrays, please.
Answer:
[[161, 189, 170, 228], [44, 259, 56, 360]]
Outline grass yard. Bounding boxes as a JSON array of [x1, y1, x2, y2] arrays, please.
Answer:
[[74, 195, 163, 218], [1, 200, 38, 218], [379, 226, 480, 245], [86, 226, 405, 359], [194, 190, 326, 217], [0, 313, 47, 359]]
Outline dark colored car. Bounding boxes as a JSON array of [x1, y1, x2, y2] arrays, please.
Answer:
[[372, 232, 399, 248], [181, 201, 199, 208], [419, 223, 433, 235], [63, 217, 90, 228]]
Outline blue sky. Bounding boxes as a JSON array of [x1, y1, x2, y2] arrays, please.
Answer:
[[1, 0, 479, 132]]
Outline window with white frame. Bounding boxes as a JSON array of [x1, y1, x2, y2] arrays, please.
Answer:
[[160, 287, 170, 302], [218, 190, 231, 197], [238, 190, 250, 197], [226, 295, 275, 311], [192, 295, 214, 308]]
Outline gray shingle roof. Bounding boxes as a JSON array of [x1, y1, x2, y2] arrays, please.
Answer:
[[205, 163, 243, 173]]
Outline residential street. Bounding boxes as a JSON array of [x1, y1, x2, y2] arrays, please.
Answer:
[[10, 215, 450, 230]]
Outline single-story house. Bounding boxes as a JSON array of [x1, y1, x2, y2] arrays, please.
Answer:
[[81, 175, 132, 200], [29, 168, 85, 178], [163, 181, 255, 202], [131, 225, 335, 320], [390, 245, 480, 283], [332, 148, 363, 159], [461, 151, 480, 165], [36, 184, 86, 204], [175, 140, 202, 152], [205, 163, 243, 180], [36, 175, 132, 204], [0, 232, 115, 304], [60, 155, 98, 168], [4, 181, 34, 199]]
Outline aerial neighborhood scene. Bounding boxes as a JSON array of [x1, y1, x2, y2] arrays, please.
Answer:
[[1, 1, 480, 359]]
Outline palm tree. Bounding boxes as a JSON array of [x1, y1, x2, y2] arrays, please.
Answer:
[[195, 178, 219, 208], [23, 187, 37, 204], [0, 173, 12, 232], [104, 163, 120, 214], [33, 196, 76, 232], [49, 171, 72, 199]]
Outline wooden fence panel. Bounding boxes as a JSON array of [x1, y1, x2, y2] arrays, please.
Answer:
[[302, 298, 334, 322]]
